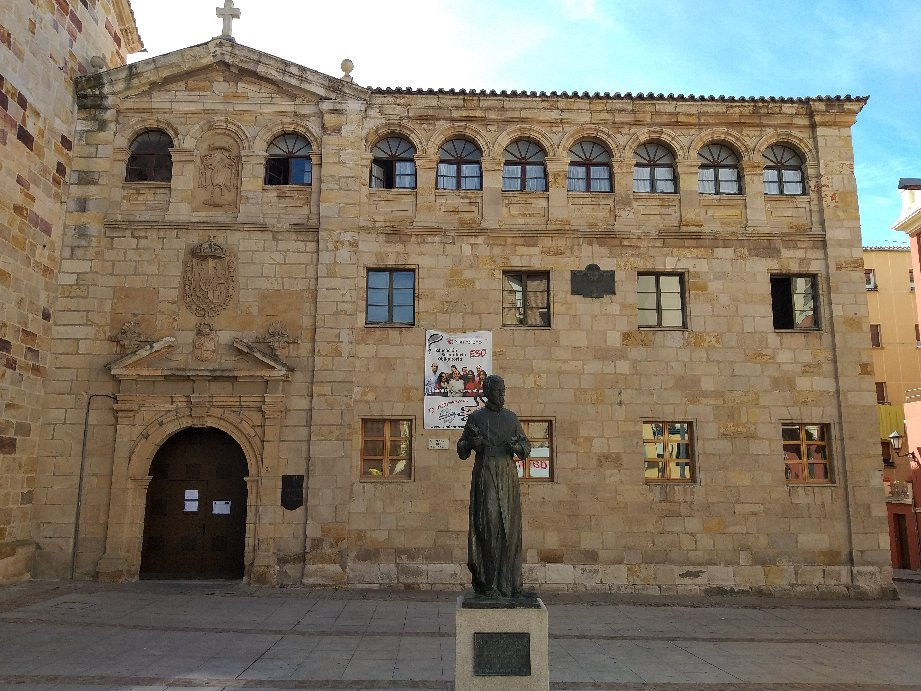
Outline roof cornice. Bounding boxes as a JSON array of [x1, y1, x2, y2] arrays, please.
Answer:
[[368, 87, 868, 106]]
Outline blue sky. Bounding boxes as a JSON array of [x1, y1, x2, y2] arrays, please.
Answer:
[[130, 0, 921, 246]]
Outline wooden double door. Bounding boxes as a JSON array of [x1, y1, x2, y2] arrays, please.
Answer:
[[140, 428, 248, 579]]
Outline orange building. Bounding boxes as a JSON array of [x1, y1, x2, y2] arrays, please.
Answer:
[[889, 180, 921, 570]]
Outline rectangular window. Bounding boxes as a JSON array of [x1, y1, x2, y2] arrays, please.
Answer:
[[643, 421, 694, 482], [502, 271, 550, 327], [876, 381, 888, 404], [915, 323, 920, 347], [567, 165, 587, 191], [637, 273, 686, 328], [361, 418, 412, 480], [882, 440, 895, 467], [515, 420, 553, 481], [366, 269, 415, 325], [782, 423, 831, 483], [763, 168, 780, 195], [911, 269, 915, 292], [502, 164, 522, 191], [870, 323, 882, 348], [770, 275, 819, 330], [633, 166, 652, 192], [865, 269, 877, 290]]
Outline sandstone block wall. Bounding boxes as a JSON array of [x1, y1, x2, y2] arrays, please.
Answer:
[[0, 0, 139, 583]]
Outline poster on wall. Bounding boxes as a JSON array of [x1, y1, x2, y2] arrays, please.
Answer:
[[424, 330, 492, 429]]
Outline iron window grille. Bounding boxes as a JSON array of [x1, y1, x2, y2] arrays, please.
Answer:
[[637, 273, 686, 328], [366, 269, 415, 325], [125, 130, 174, 182], [763, 144, 805, 195], [502, 139, 547, 191], [370, 136, 416, 189], [516, 420, 553, 481], [361, 418, 412, 480], [633, 142, 676, 193], [567, 140, 612, 192], [770, 275, 819, 330], [698, 143, 741, 194], [264, 133, 312, 185], [437, 138, 482, 190], [643, 421, 694, 482], [502, 271, 550, 327], [782, 423, 832, 483]]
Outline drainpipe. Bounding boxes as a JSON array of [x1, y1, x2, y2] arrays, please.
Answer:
[[71, 393, 116, 580]]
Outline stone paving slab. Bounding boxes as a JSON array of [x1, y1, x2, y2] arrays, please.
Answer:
[[1, 580, 921, 689]]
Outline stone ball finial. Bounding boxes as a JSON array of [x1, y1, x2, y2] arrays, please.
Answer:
[[341, 58, 354, 83]]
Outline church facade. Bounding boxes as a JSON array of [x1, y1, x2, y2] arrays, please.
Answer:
[[4, 15, 893, 594]]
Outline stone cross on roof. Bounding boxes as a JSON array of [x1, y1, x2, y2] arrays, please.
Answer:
[[216, 0, 241, 40]]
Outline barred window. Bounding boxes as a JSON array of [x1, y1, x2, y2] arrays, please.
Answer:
[[370, 136, 416, 189], [437, 138, 482, 190], [763, 144, 805, 195], [770, 275, 819, 330], [265, 133, 312, 185], [637, 273, 686, 328], [502, 271, 550, 327], [502, 139, 547, 191], [126, 130, 174, 182], [698, 143, 741, 195], [568, 140, 611, 192], [366, 269, 415, 325], [361, 419, 412, 480], [643, 421, 694, 482], [782, 423, 831, 483], [633, 142, 676, 193], [515, 420, 553, 481]]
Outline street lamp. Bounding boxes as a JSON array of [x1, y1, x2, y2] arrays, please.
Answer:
[[888, 430, 919, 464]]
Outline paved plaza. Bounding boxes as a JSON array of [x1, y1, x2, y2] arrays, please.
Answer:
[[1, 578, 921, 690]]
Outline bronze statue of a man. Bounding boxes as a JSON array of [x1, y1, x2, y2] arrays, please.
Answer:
[[457, 375, 531, 598]]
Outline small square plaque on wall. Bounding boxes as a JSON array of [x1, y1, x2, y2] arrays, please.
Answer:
[[472, 632, 531, 676]]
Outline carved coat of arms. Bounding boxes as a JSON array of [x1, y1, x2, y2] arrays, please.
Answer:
[[199, 146, 239, 208], [182, 238, 236, 318]]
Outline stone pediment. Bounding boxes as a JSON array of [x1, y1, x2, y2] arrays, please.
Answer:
[[78, 38, 368, 104], [107, 336, 292, 380], [129, 63, 318, 102]]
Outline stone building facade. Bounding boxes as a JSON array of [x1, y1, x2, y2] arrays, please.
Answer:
[[0, 0, 142, 583], [18, 33, 894, 595]]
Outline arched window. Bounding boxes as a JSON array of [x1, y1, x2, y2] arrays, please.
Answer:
[[436, 138, 482, 190], [763, 144, 805, 195], [633, 142, 676, 193], [264, 133, 312, 185], [698, 143, 741, 195], [502, 139, 546, 191], [370, 136, 416, 189], [125, 129, 174, 182], [568, 140, 612, 192]]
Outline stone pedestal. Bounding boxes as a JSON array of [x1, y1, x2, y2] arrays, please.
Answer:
[[454, 594, 549, 691]]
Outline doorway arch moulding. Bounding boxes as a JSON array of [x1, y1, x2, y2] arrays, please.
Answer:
[[93, 336, 292, 584]]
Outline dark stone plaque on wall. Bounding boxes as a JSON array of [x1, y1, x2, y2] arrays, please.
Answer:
[[473, 632, 531, 676], [571, 263, 615, 298], [281, 474, 304, 510]]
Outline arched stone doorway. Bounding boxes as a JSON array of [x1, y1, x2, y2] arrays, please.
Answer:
[[140, 427, 248, 579]]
